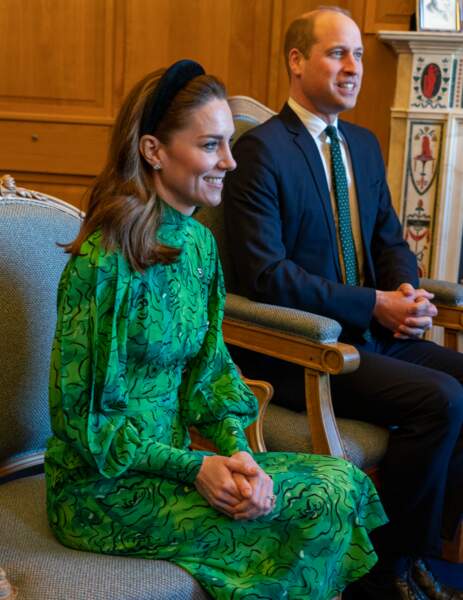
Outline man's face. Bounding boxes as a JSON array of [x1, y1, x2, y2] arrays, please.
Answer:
[[289, 12, 363, 123]]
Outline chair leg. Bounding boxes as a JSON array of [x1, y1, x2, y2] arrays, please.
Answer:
[[304, 368, 346, 458], [442, 519, 463, 563], [444, 329, 459, 351]]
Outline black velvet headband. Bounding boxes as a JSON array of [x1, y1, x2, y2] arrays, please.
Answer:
[[140, 59, 205, 136]]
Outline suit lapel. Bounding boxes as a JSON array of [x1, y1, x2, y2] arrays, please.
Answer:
[[279, 104, 342, 280]]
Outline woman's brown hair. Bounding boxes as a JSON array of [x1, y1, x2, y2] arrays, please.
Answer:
[[64, 69, 226, 271]]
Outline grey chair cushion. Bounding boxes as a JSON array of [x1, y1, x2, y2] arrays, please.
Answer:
[[264, 405, 389, 470], [0, 475, 210, 600]]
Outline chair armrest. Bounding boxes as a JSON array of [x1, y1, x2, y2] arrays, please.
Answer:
[[420, 278, 463, 306], [224, 293, 359, 375], [244, 378, 273, 452], [225, 293, 341, 342], [223, 294, 360, 459], [420, 279, 463, 345]]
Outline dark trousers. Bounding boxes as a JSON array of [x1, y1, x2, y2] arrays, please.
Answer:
[[230, 336, 463, 558]]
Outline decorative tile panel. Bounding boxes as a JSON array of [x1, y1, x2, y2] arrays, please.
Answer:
[[410, 55, 453, 109], [402, 121, 443, 277], [379, 31, 463, 282]]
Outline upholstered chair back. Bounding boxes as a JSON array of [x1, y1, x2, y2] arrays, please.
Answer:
[[0, 176, 82, 476], [195, 96, 275, 291]]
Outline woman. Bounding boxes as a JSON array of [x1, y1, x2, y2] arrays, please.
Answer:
[[45, 59, 387, 600]]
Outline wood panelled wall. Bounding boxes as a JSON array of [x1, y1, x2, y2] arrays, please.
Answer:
[[0, 0, 414, 208]]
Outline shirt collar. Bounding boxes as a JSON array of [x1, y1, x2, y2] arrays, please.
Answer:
[[288, 97, 339, 140]]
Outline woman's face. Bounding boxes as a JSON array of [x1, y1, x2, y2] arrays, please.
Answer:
[[152, 98, 236, 215]]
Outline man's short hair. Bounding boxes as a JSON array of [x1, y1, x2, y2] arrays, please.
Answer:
[[283, 6, 351, 76]]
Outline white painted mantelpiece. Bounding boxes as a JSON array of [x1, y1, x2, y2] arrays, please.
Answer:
[[379, 31, 463, 282]]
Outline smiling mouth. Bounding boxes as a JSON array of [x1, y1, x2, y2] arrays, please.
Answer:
[[337, 82, 356, 91], [204, 176, 224, 186]]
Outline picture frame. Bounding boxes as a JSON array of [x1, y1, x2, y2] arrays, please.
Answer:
[[417, 0, 461, 31]]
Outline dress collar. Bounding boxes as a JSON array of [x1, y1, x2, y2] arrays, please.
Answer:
[[159, 198, 190, 226], [157, 198, 191, 248]]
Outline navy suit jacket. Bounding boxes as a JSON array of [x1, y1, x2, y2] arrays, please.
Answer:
[[223, 104, 419, 342]]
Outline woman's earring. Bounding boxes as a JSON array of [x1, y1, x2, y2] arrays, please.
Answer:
[[153, 163, 162, 171]]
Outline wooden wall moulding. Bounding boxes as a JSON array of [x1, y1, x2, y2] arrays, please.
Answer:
[[0, 0, 115, 117], [121, 0, 274, 107], [363, 0, 415, 34], [0, 119, 110, 177]]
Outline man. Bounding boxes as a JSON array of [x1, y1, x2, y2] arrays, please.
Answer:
[[223, 7, 463, 600]]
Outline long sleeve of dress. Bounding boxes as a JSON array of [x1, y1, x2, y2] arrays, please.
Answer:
[[180, 231, 258, 456], [49, 232, 204, 484]]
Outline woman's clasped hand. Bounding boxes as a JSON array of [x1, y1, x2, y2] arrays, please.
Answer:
[[195, 451, 275, 520]]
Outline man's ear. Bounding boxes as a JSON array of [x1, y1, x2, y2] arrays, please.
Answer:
[[288, 48, 304, 77], [139, 134, 163, 168]]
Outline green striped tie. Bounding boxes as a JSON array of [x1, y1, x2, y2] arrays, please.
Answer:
[[325, 125, 359, 287]]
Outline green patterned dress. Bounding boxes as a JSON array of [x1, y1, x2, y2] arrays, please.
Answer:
[[45, 202, 387, 600]]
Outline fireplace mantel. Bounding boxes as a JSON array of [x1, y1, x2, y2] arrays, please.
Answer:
[[378, 30, 463, 284], [380, 31, 463, 54]]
